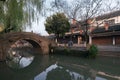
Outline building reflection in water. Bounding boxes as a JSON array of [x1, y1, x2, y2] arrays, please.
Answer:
[[1, 53, 119, 80], [34, 63, 107, 80]]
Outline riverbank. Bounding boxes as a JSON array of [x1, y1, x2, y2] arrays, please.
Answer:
[[52, 46, 88, 57], [54, 44, 120, 57], [97, 45, 120, 57]]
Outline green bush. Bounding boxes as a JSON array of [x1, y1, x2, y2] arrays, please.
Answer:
[[88, 44, 98, 58], [63, 48, 70, 55], [53, 48, 88, 57]]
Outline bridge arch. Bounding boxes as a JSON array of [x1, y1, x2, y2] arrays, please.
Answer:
[[23, 39, 41, 48], [0, 32, 52, 61]]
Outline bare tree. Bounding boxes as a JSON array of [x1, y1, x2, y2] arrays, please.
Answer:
[[50, 0, 102, 20], [50, 0, 82, 20], [101, 0, 120, 14], [50, 0, 103, 44], [81, 0, 102, 20]]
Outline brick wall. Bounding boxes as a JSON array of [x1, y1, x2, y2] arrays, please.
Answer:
[[92, 36, 113, 45], [116, 36, 120, 45]]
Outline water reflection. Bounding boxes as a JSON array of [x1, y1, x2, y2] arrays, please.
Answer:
[[34, 64, 58, 80], [6, 48, 34, 69], [33, 55, 120, 80], [0, 54, 120, 80], [34, 63, 108, 80]]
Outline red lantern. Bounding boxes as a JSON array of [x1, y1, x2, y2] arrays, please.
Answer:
[[89, 27, 94, 32], [104, 22, 109, 30], [87, 18, 96, 25], [80, 30, 83, 34], [87, 19, 92, 24], [72, 19, 76, 25]]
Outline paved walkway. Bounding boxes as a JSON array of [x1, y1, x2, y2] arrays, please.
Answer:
[[57, 44, 120, 57], [58, 43, 120, 52], [97, 45, 120, 52]]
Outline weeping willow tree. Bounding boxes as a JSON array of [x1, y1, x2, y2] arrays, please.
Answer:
[[0, 0, 44, 33]]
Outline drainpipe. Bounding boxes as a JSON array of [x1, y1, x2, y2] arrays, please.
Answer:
[[113, 36, 115, 45], [89, 35, 92, 45], [77, 36, 80, 44]]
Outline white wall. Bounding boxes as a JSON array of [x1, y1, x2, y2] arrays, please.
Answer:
[[91, 15, 120, 28]]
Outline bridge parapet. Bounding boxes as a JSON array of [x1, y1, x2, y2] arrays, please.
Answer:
[[0, 32, 55, 61]]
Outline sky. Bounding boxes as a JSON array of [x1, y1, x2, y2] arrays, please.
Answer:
[[25, 0, 50, 36], [25, 16, 48, 36], [25, 0, 73, 36], [25, 0, 118, 36]]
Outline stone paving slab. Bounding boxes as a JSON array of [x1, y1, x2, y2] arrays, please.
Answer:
[[58, 44, 120, 52], [97, 45, 120, 52]]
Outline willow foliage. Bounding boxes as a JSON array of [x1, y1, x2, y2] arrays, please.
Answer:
[[0, 0, 44, 33]]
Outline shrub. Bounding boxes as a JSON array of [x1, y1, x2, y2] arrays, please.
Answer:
[[88, 44, 98, 58]]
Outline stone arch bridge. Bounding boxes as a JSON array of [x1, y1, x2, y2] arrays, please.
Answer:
[[0, 32, 56, 61]]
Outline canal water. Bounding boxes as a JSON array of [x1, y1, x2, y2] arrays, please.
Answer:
[[0, 49, 120, 80]]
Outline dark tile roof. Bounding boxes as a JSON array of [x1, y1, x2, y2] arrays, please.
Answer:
[[77, 10, 120, 26], [92, 24, 120, 34], [96, 10, 120, 21]]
